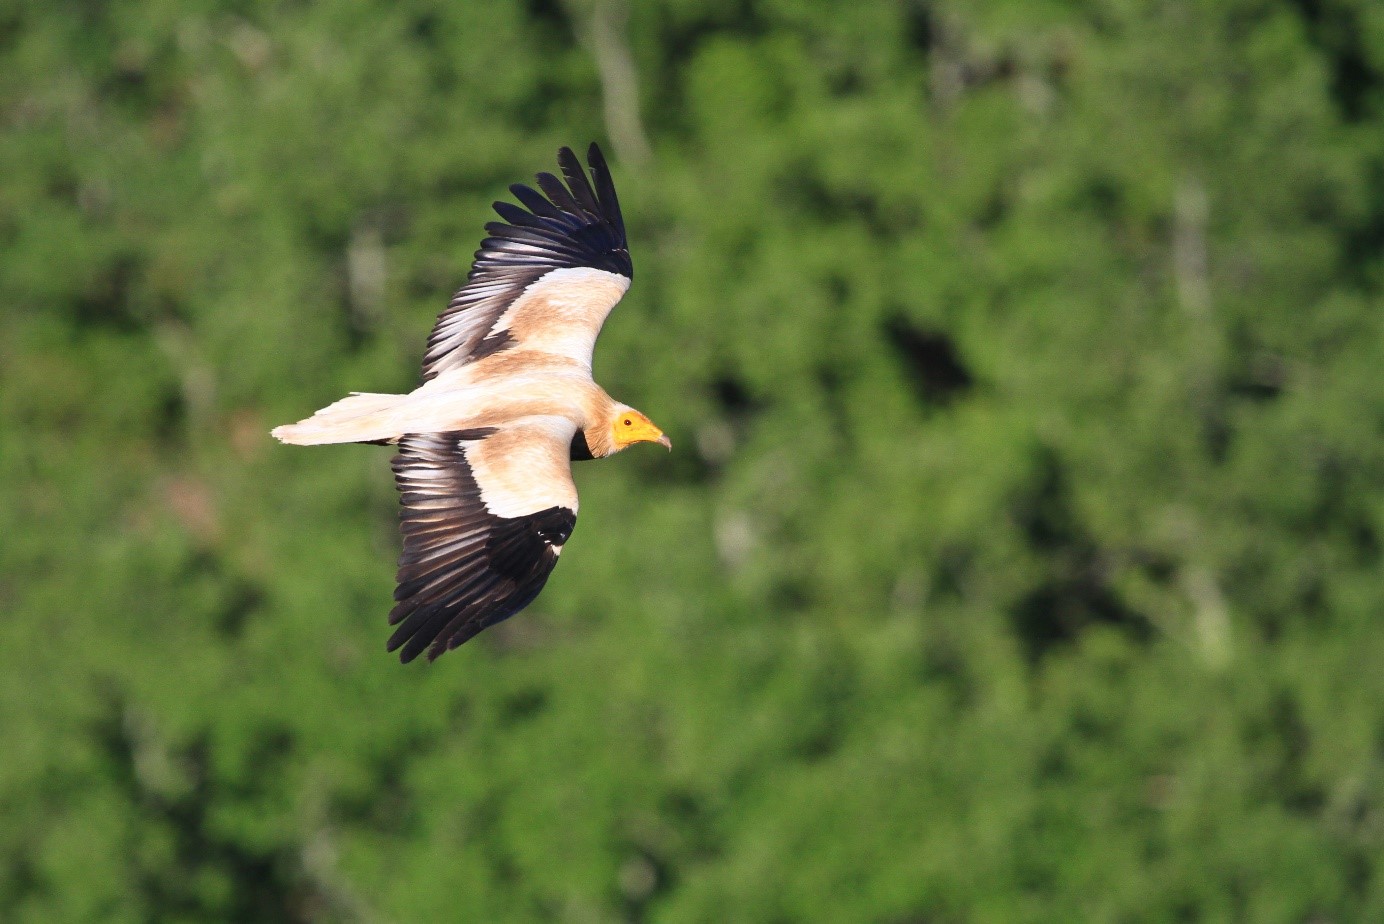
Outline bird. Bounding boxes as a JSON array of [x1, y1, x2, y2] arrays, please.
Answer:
[[272, 144, 668, 662]]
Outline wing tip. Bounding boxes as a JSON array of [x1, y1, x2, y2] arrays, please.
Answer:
[[420, 144, 632, 380]]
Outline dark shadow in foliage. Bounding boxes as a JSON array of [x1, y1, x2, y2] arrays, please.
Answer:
[[814, 363, 854, 446], [902, 0, 935, 55], [461, 791, 531, 899], [709, 370, 766, 443], [648, 0, 767, 132], [180, 550, 267, 641], [1200, 403, 1232, 467], [1079, 173, 1124, 223], [1290, 0, 1382, 122], [497, 685, 550, 727], [0, 847, 41, 911], [1224, 329, 1287, 403], [659, 788, 719, 863], [777, 167, 904, 236], [643, 372, 765, 485], [524, 0, 570, 34], [216, 578, 266, 640], [330, 730, 435, 839], [72, 253, 144, 332], [90, 693, 321, 923], [1304, 449, 1382, 577], [1260, 690, 1324, 814], [916, 545, 983, 709], [658, 0, 765, 62], [883, 315, 974, 409], [409, 10, 441, 43], [1343, 162, 1384, 289], [98, 36, 184, 123], [917, 635, 977, 712], [1008, 446, 1150, 662], [788, 651, 854, 764], [153, 389, 186, 445], [1279, 0, 1384, 289], [615, 843, 673, 924], [712, 374, 759, 418], [1206, 330, 1290, 465]]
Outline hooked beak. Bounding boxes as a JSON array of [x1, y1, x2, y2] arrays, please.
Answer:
[[657, 433, 672, 451]]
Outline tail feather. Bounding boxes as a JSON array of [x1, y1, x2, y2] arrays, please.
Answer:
[[272, 393, 407, 445]]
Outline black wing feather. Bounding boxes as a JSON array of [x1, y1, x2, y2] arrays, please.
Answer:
[[490, 201, 554, 230], [388, 431, 577, 662], [557, 147, 599, 213], [509, 183, 567, 220], [588, 143, 623, 226], [421, 144, 631, 381], [534, 172, 585, 216]]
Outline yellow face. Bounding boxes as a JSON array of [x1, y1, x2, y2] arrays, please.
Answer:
[[612, 409, 671, 451]]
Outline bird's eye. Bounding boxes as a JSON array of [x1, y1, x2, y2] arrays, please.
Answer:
[[623, 418, 632, 426]]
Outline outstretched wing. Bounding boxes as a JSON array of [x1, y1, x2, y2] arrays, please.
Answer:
[[422, 143, 633, 379], [388, 417, 579, 662]]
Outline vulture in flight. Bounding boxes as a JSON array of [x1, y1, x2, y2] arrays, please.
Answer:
[[273, 144, 667, 662]]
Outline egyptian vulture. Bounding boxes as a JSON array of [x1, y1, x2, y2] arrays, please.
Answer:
[[273, 144, 667, 662]]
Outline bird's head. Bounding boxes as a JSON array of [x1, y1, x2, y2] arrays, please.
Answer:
[[611, 407, 671, 453]]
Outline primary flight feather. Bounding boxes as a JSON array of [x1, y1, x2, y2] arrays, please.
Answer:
[[272, 144, 668, 662]]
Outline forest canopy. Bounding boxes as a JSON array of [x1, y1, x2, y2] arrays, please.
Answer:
[[1, 0, 1382, 920]]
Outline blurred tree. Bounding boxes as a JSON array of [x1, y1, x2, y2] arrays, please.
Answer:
[[1, 0, 1382, 921]]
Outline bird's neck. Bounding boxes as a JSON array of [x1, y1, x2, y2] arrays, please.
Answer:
[[579, 387, 621, 458], [579, 425, 614, 458]]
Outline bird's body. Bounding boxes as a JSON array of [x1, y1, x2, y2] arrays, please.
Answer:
[[272, 145, 667, 662], [274, 352, 615, 448]]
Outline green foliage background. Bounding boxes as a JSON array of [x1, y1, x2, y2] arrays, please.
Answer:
[[3, 0, 1383, 920]]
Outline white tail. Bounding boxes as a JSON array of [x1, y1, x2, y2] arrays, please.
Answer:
[[271, 392, 407, 445]]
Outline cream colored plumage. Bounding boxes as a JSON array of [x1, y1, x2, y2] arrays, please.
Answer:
[[272, 144, 668, 662]]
